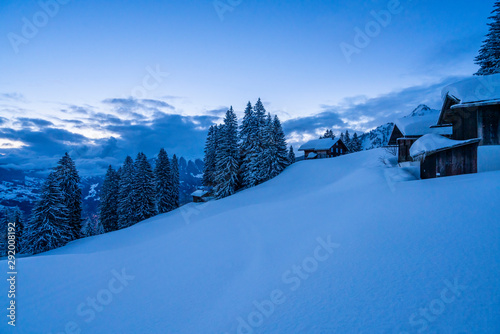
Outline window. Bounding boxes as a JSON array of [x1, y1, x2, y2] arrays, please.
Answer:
[[336, 148, 339, 153], [339, 148, 342, 154], [331, 147, 334, 153]]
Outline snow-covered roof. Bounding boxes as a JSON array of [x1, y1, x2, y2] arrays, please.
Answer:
[[410, 134, 480, 161], [191, 190, 209, 197], [299, 138, 340, 151], [441, 73, 500, 105], [306, 152, 318, 159], [394, 113, 452, 137]]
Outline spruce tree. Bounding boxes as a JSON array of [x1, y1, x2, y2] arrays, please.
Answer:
[[288, 145, 296, 164], [268, 115, 289, 178], [25, 172, 72, 254], [214, 107, 240, 199], [0, 211, 7, 257], [256, 113, 274, 183], [131, 152, 157, 224], [54, 153, 82, 240], [351, 133, 362, 152], [99, 165, 120, 233], [81, 217, 104, 238], [202, 126, 218, 187], [239, 102, 259, 188], [155, 148, 175, 214], [475, 1, 500, 75], [171, 154, 180, 208], [344, 130, 351, 152], [118, 156, 135, 228]]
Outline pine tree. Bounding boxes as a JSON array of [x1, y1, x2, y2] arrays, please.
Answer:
[[118, 156, 135, 229], [288, 145, 296, 164], [351, 133, 362, 152], [54, 153, 82, 240], [81, 216, 104, 237], [171, 154, 180, 208], [24, 172, 72, 254], [321, 129, 335, 139], [99, 165, 120, 233], [155, 148, 175, 214], [0, 211, 8, 257], [256, 113, 274, 183], [475, 1, 500, 75], [214, 107, 240, 199], [203, 125, 218, 187], [344, 130, 351, 152], [239, 102, 259, 188], [130, 152, 157, 224], [268, 115, 289, 178]]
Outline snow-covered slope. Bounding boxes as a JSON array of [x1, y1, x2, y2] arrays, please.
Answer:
[[2, 149, 499, 333]]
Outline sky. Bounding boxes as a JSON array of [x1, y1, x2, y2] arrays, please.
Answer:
[[0, 0, 495, 174]]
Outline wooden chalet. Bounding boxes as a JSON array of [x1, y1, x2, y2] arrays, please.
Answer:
[[410, 134, 480, 179], [437, 74, 500, 146], [388, 112, 452, 163], [191, 189, 213, 203], [298, 138, 347, 160]]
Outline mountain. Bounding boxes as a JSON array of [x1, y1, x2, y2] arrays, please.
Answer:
[[357, 104, 439, 151], [2, 148, 498, 333], [359, 122, 394, 150], [0, 157, 204, 219]]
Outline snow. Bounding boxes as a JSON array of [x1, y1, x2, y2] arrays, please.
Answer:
[[306, 152, 317, 159], [2, 149, 500, 333], [298, 138, 339, 151], [395, 113, 452, 137], [441, 73, 500, 104], [410, 134, 480, 161], [191, 190, 209, 197]]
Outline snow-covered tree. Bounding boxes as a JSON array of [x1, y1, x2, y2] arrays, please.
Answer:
[[155, 148, 175, 214], [80, 216, 104, 238], [256, 113, 274, 183], [239, 101, 260, 188], [344, 130, 351, 152], [0, 211, 8, 257], [54, 153, 82, 240], [99, 165, 120, 233], [321, 129, 335, 139], [475, 1, 500, 75], [351, 133, 362, 152], [24, 172, 72, 255], [131, 152, 157, 224], [288, 145, 296, 164], [203, 125, 218, 187], [214, 107, 240, 199], [171, 154, 180, 208], [268, 115, 289, 178], [118, 156, 135, 229]]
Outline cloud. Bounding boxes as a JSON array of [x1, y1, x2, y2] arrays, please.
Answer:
[[283, 75, 467, 142], [0, 104, 218, 175], [0, 93, 25, 102], [15, 118, 54, 128]]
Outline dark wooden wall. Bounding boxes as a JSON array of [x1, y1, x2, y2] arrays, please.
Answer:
[[479, 106, 500, 145], [397, 138, 417, 163], [420, 143, 478, 179]]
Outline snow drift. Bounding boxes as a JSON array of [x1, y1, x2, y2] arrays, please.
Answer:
[[1, 149, 499, 333]]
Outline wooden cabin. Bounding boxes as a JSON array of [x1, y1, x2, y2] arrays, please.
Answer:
[[191, 190, 212, 203], [298, 138, 348, 160], [438, 74, 500, 146], [387, 112, 452, 163], [410, 134, 480, 179]]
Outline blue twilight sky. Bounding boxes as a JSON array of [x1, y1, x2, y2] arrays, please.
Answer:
[[0, 0, 495, 173]]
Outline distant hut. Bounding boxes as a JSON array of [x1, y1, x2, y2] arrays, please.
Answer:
[[410, 134, 480, 179], [437, 74, 500, 146], [298, 138, 348, 160], [191, 189, 212, 203], [388, 111, 452, 163]]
